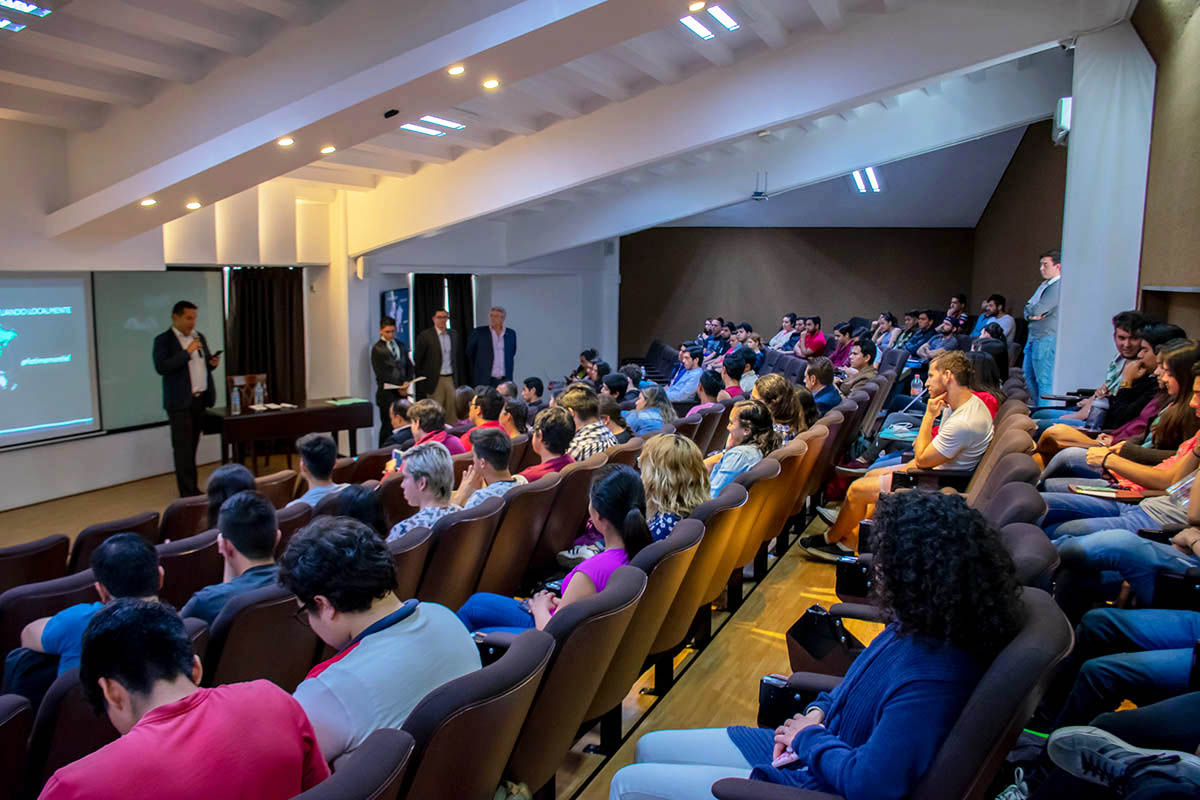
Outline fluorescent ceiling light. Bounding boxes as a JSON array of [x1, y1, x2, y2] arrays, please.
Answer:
[[851, 171, 866, 193], [0, 17, 26, 31], [707, 6, 739, 31], [420, 115, 465, 130], [400, 123, 446, 137], [865, 166, 880, 192], [0, 1, 50, 17], [185, 201, 201, 210], [320, 145, 336, 154], [679, 15, 714, 40]]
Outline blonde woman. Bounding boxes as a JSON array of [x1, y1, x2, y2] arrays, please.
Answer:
[[706, 399, 781, 497], [640, 434, 711, 541], [752, 373, 805, 445]]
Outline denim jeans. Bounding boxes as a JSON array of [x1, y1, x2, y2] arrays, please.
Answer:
[[455, 592, 535, 635], [1055, 528, 1200, 605], [1039, 447, 1105, 485], [1040, 492, 1157, 539], [609, 729, 753, 800], [1024, 336, 1057, 405], [1042, 476, 1109, 494]]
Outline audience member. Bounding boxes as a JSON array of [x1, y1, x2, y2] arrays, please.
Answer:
[[946, 293, 969, 328], [588, 359, 613, 388], [610, 491, 1022, 800], [703, 327, 733, 369], [451, 428, 528, 509], [458, 386, 505, 449], [915, 315, 962, 363], [640, 434, 709, 541], [970, 293, 1015, 338], [720, 351, 747, 399], [1024, 248, 1063, 403], [453, 386, 474, 427], [620, 363, 648, 393], [974, 336, 1011, 381], [288, 434, 347, 508], [892, 310, 921, 351], [520, 407, 576, 480], [321, 484, 388, 538], [496, 380, 518, 400], [599, 395, 634, 444], [768, 313, 798, 350], [753, 373, 805, 445], [687, 370, 725, 417], [406, 398, 467, 455], [522, 376, 545, 408], [827, 323, 855, 368], [283, 516, 480, 768], [666, 344, 704, 402], [1043, 724, 1200, 798], [743, 334, 766, 378], [901, 309, 937, 359], [601, 372, 633, 403], [804, 357, 841, 416], [39, 600, 329, 800], [181, 491, 280, 625], [837, 338, 878, 397], [872, 312, 900, 351], [569, 349, 598, 383], [965, 351, 1005, 416], [623, 385, 677, 436], [382, 397, 415, 450], [707, 399, 780, 497], [204, 463, 255, 529], [499, 399, 529, 438], [456, 465, 651, 633], [385, 441, 462, 541], [793, 316, 827, 359], [560, 383, 619, 461]]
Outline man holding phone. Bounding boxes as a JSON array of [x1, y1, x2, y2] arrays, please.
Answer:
[[152, 300, 220, 497]]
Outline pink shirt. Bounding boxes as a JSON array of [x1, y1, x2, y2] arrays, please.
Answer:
[[520, 453, 574, 481], [561, 547, 629, 599], [459, 420, 504, 450], [417, 429, 467, 455], [490, 327, 506, 379]]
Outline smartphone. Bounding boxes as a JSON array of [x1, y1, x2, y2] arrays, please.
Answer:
[[211, 349, 223, 357]]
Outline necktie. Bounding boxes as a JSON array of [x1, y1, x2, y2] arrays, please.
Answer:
[[389, 340, 399, 361]]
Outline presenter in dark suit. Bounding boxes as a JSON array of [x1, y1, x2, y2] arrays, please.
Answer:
[[466, 306, 517, 388], [152, 300, 219, 498], [370, 315, 414, 447], [413, 308, 467, 423]]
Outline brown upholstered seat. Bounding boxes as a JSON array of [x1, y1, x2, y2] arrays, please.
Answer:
[[725, 458, 784, 607], [672, 413, 702, 443], [708, 399, 735, 452], [389, 526, 434, 600], [412, 497, 506, 611], [781, 424, 829, 524], [516, 438, 542, 473], [528, 451, 608, 577], [0, 694, 32, 800], [156, 530, 222, 610], [476, 474, 564, 596], [399, 629, 554, 800], [0, 571, 99, 657], [451, 451, 474, 489], [350, 448, 393, 484], [292, 729, 415, 800], [796, 411, 843, 517], [275, 503, 313, 558], [255, 469, 298, 509], [309, 490, 343, 518], [330, 456, 358, 485], [69, 511, 160, 574], [979, 481, 1046, 528], [0, 536, 69, 596], [26, 667, 119, 794], [507, 434, 530, 475], [159, 496, 210, 544], [202, 584, 323, 692], [692, 405, 725, 455], [605, 436, 644, 469], [377, 472, 417, 531]]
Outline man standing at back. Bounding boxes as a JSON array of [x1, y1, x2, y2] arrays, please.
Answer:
[[467, 306, 517, 388], [413, 309, 466, 424], [152, 301, 220, 497], [1024, 248, 1062, 404], [370, 316, 413, 448]]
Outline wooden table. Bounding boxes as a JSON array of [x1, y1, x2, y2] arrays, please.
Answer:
[[206, 398, 373, 467]]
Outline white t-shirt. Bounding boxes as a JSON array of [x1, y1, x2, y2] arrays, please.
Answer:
[[930, 394, 993, 470]]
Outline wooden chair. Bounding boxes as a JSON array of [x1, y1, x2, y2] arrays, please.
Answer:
[[69, 511, 160, 573]]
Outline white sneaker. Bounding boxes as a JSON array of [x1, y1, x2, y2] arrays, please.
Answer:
[[556, 544, 601, 569], [994, 767, 1028, 800]]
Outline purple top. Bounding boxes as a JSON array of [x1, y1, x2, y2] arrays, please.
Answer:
[[560, 547, 629, 598]]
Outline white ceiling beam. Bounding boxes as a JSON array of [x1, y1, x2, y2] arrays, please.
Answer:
[[69, 0, 262, 55], [440, 127, 498, 150], [357, 136, 453, 164], [684, 31, 735, 67], [807, 0, 846, 32], [613, 39, 681, 84], [736, 0, 790, 49], [0, 50, 155, 106], [322, 149, 416, 177], [507, 80, 583, 120], [560, 62, 631, 102], [13, 18, 203, 82], [229, 0, 315, 21], [285, 165, 378, 190], [0, 84, 106, 129], [468, 106, 540, 137]]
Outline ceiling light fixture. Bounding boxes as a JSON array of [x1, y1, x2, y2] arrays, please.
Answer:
[[276, 136, 294, 147], [0, 1, 50, 17], [400, 122, 446, 137], [482, 78, 500, 90], [139, 198, 157, 207], [688, 1, 706, 10], [680, 15, 714, 40], [864, 166, 880, 192], [0, 17, 26, 31], [420, 115, 465, 130], [320, 145, 337, 154], [851, 171, 867, 193], [447, 64, 465, 76], [185, 201, 201, 210], [707, 6, 739, 31]]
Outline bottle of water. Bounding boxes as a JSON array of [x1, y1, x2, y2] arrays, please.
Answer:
[[1082, 395, 1109, 433], [254, 381, 264, 407], [231, 387, 241, 415], [910, 374, 923, 397], [1167, 472, 1194, 514]]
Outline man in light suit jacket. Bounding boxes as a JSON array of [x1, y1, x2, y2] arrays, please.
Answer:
[[413, 308, 467, 423], [152, 300, 219, 497], [370, 316, 414, 447], [466, 306, 517, 388]]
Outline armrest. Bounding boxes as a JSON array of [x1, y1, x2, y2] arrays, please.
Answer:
[[713, 778, 843, 800], [889, 468, 973, 492], [1137, 527, 1173, 545], [834, 558, 872, 604], [786, 671, 843, 694], [474, 631, 518, 665], [829, 603, 884, 624]]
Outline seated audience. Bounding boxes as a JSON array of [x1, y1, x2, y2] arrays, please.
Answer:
[[499, 399, 529, 438], [456, 465, 651, 633], [288, 434, 347, 508], [666, 344, 704, 402], [686, 370, 725, 417], [39, 600, 329, 799], [204, 463, 256, 529], [915, 316, 962, 363], [601, 372, 634, 403], [519, 407, 576, 480], [974, 335, 1011, 381], [970, 293, 1016, 338], [807, 351, 993, 559], [703, 327, 734, 369], [451, 428, 528, 509], [827, 323, 855, 368], [22, 533, 162, 677], [457, 385, 505, 449], [382, 398, 414, 450], [181, 491, 280, 625], [640, 434, 709, 541], [753, 373, 805, 445], [560, 383, 619, 461], [768, 313, 798, 350], [743, 334, 766, 379], [522, 376, 545, 408], [620, 363, 648, 393], [901, 309, 937, 358], [946, 292, 969, 328], [837, 338, 878, 397], [497, 380, 519, 400], [707, 399, 780, 497], [588, 359, 612, 388], [599, 395, 634, 444], [283, 516, 480, 768], [569, 349, 598, 383], [609, 491, 1022, 800], [623, 385, 678, 436], [720, 351, 747, 399], [793, 316, 827, 359], [321, 484, 388, 538], [385, 441, 462, 541], [804, 357, 842, 416], [872, 312, 900, 352], [892, 309, 921, 351], [406, 398, 467, 455]]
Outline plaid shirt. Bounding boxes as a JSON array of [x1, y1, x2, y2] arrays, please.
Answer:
[[568, 421, 618, 462], [387, 504, 461, 542]]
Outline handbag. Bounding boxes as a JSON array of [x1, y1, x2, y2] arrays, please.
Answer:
[[785, 604, 863, 676]]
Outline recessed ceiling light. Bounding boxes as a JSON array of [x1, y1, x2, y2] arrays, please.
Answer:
[[680, 15, 714, 40], [185, 201, 201, 210], [420, 115, 466, 130], [851, 171, 867, 193], [482, 78, 500, 90], [320, 145, 337, 154], [400, 122, 446, 137], [688, 1, 706, 11], [0, 17, 26, 31], [864, 166, 881, 192], [277, 136, 294, 147], [139, 198, 157, 207], [447, 64, 465, 76], [707, 6, 739, 31], [0, 1, 50, 17]]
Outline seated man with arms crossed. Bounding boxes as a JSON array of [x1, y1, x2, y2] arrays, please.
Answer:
[[39, 600, 329, 800], [288, 433, 347, 508], [181, 491, 280, 625], [519, 407, 576, 481], [451, 428, 528, 508], [283, 516, 480, 769], [804, 351, 993, 560]]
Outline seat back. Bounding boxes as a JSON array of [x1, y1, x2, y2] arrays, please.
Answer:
[[0, 694, 31, 800], [159, 496, 210, 543], [672, 413, 702, 443], [516, 438, 542, 473], [450, 451, 474, 489], [378, 472, 418, 531], [507, 434, 530, 475], [26, 667, 119, 793], [0, 536, 69, 596], [475, 474, 563, 597], [415, 497, 506, 610], [911, 588, 1073, 800], [786, 424, 830, 517], [756, 439, 810, 545], [294, 729, 415, 800], [605, 436, 644, 469], [824, 398, 860, 473], [802, 411, 844, 501], [1000, 523, 1060, 591], [400, 629, 554, 800], [255, 469, 298, 509], [389, 526, 434, 600], [330, 456, 358, 484], [727, 458, 784, 576], [878, 346, 906, 373], [310, 490, 343, 518], [860, 371, 896, 437], [992, 397, 1033, 430], [351, 448, 394, 484], [275, 502, 313, 558], [783, 357, 807, 384], [505, 567, 646, 793], [707, 399, 735, 453], [963, 429, 1036, 507], [529, 451, 608, 576], [586, 521, 703, 721], [156, 530, 222, 609], [0, 571, 99, 657], [692, 405, 724, 454], [979, 482, 1046, 528], [69, 511, 160, 573], [203, 584, 322, 692], [970, 453, 1041, 511], [651, 484, 748, 656]]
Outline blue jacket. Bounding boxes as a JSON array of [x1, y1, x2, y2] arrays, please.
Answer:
[[466, 326, 517, 386], [666, 367, 703, 402], [813, 384, 842, 416]]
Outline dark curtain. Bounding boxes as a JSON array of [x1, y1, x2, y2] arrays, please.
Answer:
[[411, 273, 446, 337], [228, 267, 306, 404], [411, 273, 474, 382], [446, 273, 474, 377]]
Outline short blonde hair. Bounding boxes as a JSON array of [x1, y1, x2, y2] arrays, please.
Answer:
[[639, 434, 709, 518], [400, 441, 454, 503]]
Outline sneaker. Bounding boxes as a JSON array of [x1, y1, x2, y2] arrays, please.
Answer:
[[1047, 726, 1200, 791], [815, 506, 840, 526], [556, 544, 600, 569], [994, 767, 1028, 800], [797, 533, 827, 550], [803, 540, 855, 562]]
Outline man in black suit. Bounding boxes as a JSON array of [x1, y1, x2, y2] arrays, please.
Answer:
[[413, 308, 466, 423], [152, 300, 219, 498], [466, 306, 517, 388], [370, 316, 414, 447]]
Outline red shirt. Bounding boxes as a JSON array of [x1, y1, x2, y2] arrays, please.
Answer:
[[520, 453, 574, 481], [724, 385, 744, 399], [416, 429, 466, 455], [459, 420, 504, 450], [39, 681, 329, 800]]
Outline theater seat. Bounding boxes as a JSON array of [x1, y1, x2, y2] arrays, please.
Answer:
[[291, 729, 414, 800], [330, 457, 358, 485], [378, 472, 418, 531], [69, 511, 160, 574], [979, 481, 1046, 528], [350, 449, 393, 484], [412, 497, 506, 611], [528, 451, 608, 577], [159, 496, 210, 544], [156, 530, 222, 610], [605, 436, 643, 469], [0, 536, 69, 596], [25, 667, 119, 794], [0, 694, 32, 800], [0, 570, 99, 659], [389, 527, 433, 600], [202, 585, 323, 693], [672, 413, 702, 443], [475, 474, 563, 597], [255, 470, 298, 509], [275, 503, 313, 558], [507, 434, 530, 475]]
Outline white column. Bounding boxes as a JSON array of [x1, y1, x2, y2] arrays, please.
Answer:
[[1054, 22, 1155, 393]]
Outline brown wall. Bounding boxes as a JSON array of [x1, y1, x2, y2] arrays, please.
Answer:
[[618, 227, 974, 359], [970, 120, 1068, 313]]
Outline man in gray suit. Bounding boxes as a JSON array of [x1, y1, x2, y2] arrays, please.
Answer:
[[1023, 248, 1062, 404]]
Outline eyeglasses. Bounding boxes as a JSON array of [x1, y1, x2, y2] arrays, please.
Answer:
[[293, 603, 312, 628]]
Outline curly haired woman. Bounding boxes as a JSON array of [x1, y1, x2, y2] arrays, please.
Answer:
[[609, 491, 1024, 800], [639, 433, 710, 541]]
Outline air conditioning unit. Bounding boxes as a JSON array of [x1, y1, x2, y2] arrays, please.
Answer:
[[1052, 96, 1072, 146]]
